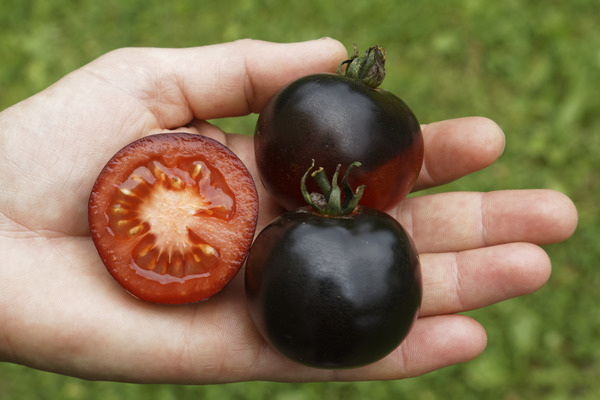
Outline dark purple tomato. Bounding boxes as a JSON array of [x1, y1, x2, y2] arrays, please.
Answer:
[[254, 71, 423, 212], [244, 206, 422, 369]]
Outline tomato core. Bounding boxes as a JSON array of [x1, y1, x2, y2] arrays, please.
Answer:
[[107, 158, 235, 283]]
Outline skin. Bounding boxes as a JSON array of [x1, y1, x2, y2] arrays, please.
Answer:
[[0, 38, 578, 383]]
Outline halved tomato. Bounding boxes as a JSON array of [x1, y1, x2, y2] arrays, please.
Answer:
[[88, 133, 258, 304]]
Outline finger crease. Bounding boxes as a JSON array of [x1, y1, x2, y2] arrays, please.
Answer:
[[395, 199, 414, 238], [452, 252, 467, 310], [479, 193, 489, 247], [242, 56, 257, 114]]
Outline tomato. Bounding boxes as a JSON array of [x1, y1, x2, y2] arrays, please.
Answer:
[[244, 163, 422, 368], [88, 133, 258, 304], [254, 45, 423, 211]]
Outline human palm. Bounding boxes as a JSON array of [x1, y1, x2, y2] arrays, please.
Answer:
[[0, 39, 577, 383]]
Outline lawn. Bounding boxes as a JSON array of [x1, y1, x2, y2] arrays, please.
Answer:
[[1, 0, 598, 398]]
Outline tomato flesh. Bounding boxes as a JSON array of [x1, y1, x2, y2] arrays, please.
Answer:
[[89, 133, 258, 304]]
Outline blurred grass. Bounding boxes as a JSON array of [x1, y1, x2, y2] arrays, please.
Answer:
[[1, 0, 598, 398]]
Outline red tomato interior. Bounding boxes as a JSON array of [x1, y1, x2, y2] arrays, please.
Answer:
[[89, 133, 258, 304]]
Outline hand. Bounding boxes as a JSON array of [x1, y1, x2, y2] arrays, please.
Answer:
[[0, 38, 577, 383]]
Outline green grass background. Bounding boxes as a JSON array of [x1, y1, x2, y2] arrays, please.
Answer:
[[1, 0, 598, 398]]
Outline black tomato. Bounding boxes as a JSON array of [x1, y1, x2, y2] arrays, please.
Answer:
[[244, 163, 422, 369], [254, 45, 424, 211], [245, 206, 422, 369]]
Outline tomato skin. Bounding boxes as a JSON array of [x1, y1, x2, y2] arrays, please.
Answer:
[[89, 133, 258, 304], [254, 73, 423, 211], [245, 206, 422, 369]]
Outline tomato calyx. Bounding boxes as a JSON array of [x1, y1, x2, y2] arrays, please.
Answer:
[[336, 44, 386, 88], [301, 160, 365, 216]]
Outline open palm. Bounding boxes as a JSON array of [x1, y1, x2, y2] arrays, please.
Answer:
[[0, 38, 577, 383]]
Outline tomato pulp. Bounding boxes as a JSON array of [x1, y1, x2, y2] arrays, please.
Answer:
[[89, 133, 258, 304]]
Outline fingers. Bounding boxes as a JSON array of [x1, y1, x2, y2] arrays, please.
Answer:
[[86, 38, 348, 128], [334, 315, 487, 381], [248, 314, 486, 382], [418, 242, 551, 316], [414, 117, 505, 190], [395, 189, 578, 253]]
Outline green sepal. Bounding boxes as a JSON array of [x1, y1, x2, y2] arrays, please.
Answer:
[[301, 160, 365, 216], [336, 44, 386, 88]]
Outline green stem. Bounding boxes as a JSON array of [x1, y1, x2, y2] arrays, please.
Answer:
[[301, 160, 365, 216], [336, 44, 386, 88]]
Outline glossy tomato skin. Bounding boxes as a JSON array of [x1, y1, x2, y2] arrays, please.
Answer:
[[245, 206, 422, 369], [255, 73, 424, 211], [89, 133, 258, 304]]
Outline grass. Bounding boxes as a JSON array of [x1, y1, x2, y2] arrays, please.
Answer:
[[1, 0, 599, 398]]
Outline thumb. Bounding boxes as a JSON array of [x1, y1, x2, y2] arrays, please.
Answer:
[[84, 38, 348, 127]]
